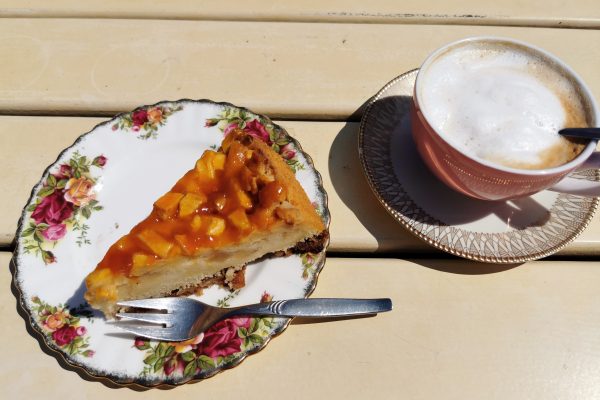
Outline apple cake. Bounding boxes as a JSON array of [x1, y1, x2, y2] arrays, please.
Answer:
[[84, 129, 327, 317]]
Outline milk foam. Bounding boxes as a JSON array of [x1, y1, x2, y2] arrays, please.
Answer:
[[420, 44, 583, 169]]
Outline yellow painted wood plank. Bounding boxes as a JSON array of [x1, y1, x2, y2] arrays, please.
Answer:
[[1, 0, 599, 28], [1, 19, 600, 119], [2, 116, 599, 256], [4, 252, 600, 397]]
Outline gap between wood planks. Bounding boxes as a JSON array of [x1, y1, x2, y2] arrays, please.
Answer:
[[0, 13, 597, 30], [2, 241, 598, 262], [0, 111, 366, 123]]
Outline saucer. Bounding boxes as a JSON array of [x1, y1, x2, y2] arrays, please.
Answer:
[[359, 69, 600, 263]]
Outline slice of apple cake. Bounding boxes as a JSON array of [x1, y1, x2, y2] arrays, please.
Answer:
[[84, 129, 327, 317]]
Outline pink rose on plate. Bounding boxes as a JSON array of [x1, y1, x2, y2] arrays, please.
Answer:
[[31, 191, 74, 225], [52, 164, 72, 180], [83, 350, 95, 357], [280, 143, 296, 160], [42, 250, 56, 264], [243, 120, 271, 144], [223, 122, 239, 136], [197, 319, 248, 358], [92, 155, 107, 167], [231, 316, 252, 329], [132, 109, 148, 126], [64, 177, 96, 206], [204, 118, 218, 127], [164, 358, 185, 376], [41, 223, 67, 241], [260, 291, 273, 303], [52, 325, 77, 346], [76, 326, 87, 336]]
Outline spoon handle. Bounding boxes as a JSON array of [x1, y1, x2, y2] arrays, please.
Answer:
[[559, 128, 600, 140]]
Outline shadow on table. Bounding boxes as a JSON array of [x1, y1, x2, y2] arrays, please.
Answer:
[[291, 313, 376, 325], [328, 121, 422, 252], [409, 258, 523, 275]]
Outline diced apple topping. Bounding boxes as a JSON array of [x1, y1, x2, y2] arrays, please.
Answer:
[[201, 150, 216, 161], [221, 133, 234, 152], [205, 216, 226, 236], [191, 215, 202, 231], [184, 177, 201, 193], [259, 182, 286, 208], [179, 193, 207, 217], [168, 244, 182, 257], [234, 186, 253, 210], [228, 208, 251, 230], [115, 236, 133, 251], [174, 234, 193, 255], [88, 268, 113, 285], [252, 208, 274, 229], [212, 152, 226, 170], [214, 193, 227, 211], [132, 253, 150, 267], [225, 141, 247, 176], [195, 158, 215, 180], [198, 150, 226, 175], [137, 229, 173, 258], [154, 192, 184, 220], [129, 253, 156, 277]]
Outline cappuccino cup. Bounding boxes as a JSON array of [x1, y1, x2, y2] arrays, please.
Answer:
[[411, 37, 600, 201]]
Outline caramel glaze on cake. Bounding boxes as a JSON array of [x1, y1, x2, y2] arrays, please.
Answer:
[[85, 129, 327, 317]]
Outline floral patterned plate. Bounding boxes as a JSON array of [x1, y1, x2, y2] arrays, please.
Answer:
[[11, 100, 330, 388]]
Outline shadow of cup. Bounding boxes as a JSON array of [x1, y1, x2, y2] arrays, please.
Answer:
[[327, 120, 426, 253], [330, 91, 555, 259]]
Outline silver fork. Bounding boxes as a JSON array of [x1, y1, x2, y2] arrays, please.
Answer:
[[115, 297, 392, 342]]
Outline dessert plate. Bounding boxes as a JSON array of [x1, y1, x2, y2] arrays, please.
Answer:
[[359, 70, 599, 263], [11, 100, 330, 387]]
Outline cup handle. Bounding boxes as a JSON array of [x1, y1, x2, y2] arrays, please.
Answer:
[[548, 151, 600, 197]]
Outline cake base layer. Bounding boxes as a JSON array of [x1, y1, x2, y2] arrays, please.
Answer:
[[86, 227, 327, 317]]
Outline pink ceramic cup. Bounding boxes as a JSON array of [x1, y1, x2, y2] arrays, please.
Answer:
[[411, 37, 600, 201]]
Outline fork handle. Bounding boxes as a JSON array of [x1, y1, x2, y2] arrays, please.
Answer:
[[228, 298, 392, 318]]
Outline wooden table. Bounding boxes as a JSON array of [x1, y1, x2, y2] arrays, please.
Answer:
[[2, 2, 600, 398]]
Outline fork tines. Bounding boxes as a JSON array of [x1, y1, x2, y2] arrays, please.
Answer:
[[116, 297, 175, 311]]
